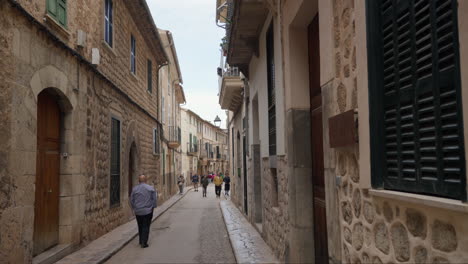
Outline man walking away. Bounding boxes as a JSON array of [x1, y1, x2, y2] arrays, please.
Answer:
[[223, 174, 231, 196], [130, 175, 157, 248], [201, 175, 209, 197], [177, 175, 185, 194], [192, 174, 199, 192], [214, 174, 223, 198]]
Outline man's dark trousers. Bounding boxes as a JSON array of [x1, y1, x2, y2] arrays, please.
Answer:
[[136, 212, 153, 246], [215, 185, 221, 197]]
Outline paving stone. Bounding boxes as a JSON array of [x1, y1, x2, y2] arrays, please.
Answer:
[[56, 188, 192, 264], [220, 200, 279, 264]]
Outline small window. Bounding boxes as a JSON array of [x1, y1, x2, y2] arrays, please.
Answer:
[[161, 97, 165, 123], [104, 0, 113, 46], [153, 127, 159, 154], [110, 117, 121, 207], [189, 133, 193, 150], [130, 35, 136, 74], [147, 60, 153, 93], [266, 23, 277, 156], [162, 148, 166, 184], [47, 0, 67, 27]]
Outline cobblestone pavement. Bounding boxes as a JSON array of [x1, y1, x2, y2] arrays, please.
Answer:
[[56, 187, 192, 264], [220, 200, 279, 264], [105, 184, 236, 264]]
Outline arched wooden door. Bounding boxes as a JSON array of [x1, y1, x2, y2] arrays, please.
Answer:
[[33, 91, 61, 256]]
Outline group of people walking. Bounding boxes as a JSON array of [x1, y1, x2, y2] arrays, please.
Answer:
[[128, 172, 232, 249], [191, 173, 230, 198]]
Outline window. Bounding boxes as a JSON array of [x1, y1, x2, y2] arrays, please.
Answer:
[[162, 148, 166, 184], [367, 0, 466, 200], [153, 127, 159, 154], [162, 97, 165, 123], [104, 0, 113, 46], [147, 60, 153, 93], [189, 133, 193, 150], [130, 35, 136, 74], [110, 118, 121, 207], [266, 23, 277, 156], [47, 0, 67, 27]]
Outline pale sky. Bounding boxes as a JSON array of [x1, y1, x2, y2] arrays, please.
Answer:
[[148, 0, 228, 128]]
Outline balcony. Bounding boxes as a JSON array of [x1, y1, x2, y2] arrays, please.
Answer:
[[219, 67, 244, 111], [167, 126, 181, 149], [187, 143, 198, 156]]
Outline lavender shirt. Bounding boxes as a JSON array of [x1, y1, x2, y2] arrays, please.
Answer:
[[130, 183, 157, 216]]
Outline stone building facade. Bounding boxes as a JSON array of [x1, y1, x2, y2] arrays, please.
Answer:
[[180, 109, 229, 182], [218, 0, 468, 263], [158, 29, 185, 199], [0, 0, 176, 262]]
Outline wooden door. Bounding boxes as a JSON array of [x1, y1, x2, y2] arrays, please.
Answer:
[[308, 15, 329, 263], [33, 92, 61, 256]]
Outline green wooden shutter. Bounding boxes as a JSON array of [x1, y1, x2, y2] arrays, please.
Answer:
[[47, 0, 57, 17], [367, 0, 465, 200], [110, 118, 121, 206], [189, 133, 192, 151], [47, 0, 67, 27], [57, 0, 67, 26]]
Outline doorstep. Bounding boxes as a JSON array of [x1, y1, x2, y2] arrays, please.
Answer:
[[33, 244, 74, 264], [56, 188, 192, 264], [220, 200, 279, 264]]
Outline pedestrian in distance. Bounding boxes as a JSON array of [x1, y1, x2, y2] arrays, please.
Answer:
[[177, 175, 185, 194], [201, 175, 209, 197], [130, 174, 157, 248], [223, 174, 231, 196], [214, 174, 223, 198], [192, 174, 199, 192]]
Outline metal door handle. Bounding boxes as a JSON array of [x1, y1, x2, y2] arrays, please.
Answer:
[[48, 189, 52, 193]]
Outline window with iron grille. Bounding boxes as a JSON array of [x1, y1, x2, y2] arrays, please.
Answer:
[[147, 60, 153, 93], [367, 0, 466, 200], [110, 118, 121, 207], [266, 23, 277, 156], [130, 35, 136, 74], [47, 0, 67, 27], [104, 0, 113, 46]]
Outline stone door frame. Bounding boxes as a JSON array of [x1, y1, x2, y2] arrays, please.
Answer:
[[30, 65, 83, 258]]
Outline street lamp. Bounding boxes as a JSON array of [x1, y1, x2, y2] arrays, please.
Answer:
[[214, 115, 221, 127]]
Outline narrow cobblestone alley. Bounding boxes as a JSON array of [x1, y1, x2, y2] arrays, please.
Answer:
[[105, 184, 236, 264]]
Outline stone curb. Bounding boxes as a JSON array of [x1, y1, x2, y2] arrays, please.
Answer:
[[220, 200, 280, 264], [56, 187, 193, 264]]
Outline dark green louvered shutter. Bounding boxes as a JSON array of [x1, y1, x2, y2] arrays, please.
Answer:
[[190, 133, 193, 151], [367, 0, 465, 200], [110, 118, 121, 206], [47, 0, 67, 27]]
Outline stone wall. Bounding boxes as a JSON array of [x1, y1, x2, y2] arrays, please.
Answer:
[[14, 0, 162, 119], [261, 156, 289, 261], [0, 2, 164, 262], [332, 1, 468, 263]]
